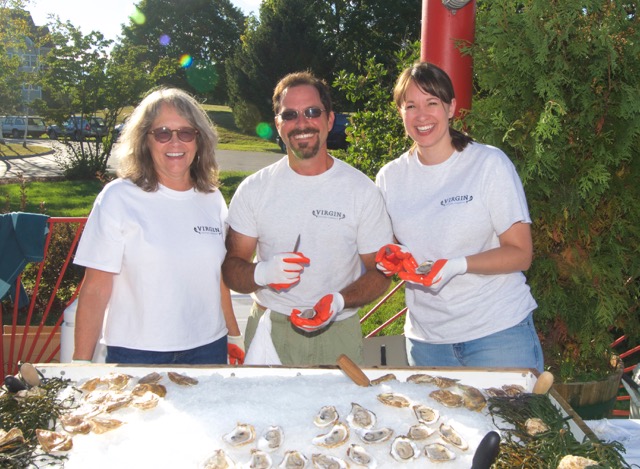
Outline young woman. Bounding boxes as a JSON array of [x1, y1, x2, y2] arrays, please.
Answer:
[[375, 62, 543, 371]]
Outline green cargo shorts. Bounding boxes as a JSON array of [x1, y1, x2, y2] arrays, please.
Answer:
[[245, 303, 364, 366]]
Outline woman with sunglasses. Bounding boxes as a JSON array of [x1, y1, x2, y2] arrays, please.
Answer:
[[375, 62, 543, 371], [71, 87, 244, 365]]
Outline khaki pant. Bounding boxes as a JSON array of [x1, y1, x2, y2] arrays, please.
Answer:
[[245, 303, 363, 366]]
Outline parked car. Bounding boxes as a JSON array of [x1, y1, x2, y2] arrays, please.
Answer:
[[47, 116, 108, 141], [1, 115, 48, 138], [276, 112, 350, 152]]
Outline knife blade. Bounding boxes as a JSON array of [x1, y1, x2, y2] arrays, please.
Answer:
[[292, 234, 301, 253]]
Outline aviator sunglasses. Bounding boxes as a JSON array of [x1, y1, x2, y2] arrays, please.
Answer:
[[277, 106, 325, 121], [147, 127, 199, 143]]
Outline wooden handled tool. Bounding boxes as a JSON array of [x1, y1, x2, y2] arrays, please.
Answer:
[[337, 354, 370, 387], [532, 371, 554, 394]]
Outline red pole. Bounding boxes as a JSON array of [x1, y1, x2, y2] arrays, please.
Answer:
[[421, 0, 476, 116]]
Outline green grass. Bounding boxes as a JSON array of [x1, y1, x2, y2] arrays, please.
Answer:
[[0, 172, 252, 216], [0, 140, 51, 157]]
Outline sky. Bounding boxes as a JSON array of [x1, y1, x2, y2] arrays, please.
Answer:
[[29, 0, 262, 43]]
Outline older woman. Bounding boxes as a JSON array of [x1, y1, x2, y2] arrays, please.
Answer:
[[72, 88, 244, 365]]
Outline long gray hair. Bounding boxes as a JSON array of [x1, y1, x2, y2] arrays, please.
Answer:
[[116, 87, 219, 192]]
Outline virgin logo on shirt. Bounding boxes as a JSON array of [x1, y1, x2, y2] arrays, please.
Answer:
[[312, 209, 346, 220], [441, 195, 473, 206], [193, 225, 222, 235]]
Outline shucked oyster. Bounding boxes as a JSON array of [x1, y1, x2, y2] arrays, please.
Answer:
[[425, 442, 456, 462], [223, 423, 255, 446], [248, 449, 273, 469], [390, 436, 419, 462], [346, 402, 376, 429], [406, 423, 435, 441], [412, 403, 439, 425], [312, 422, 349, 448], [356, 427, 394, 444], [258, 425, 284, 453], [458, 384, 487, 412], [168, 371, 198, 386], [279, 450, 308, 468], [314, 405, 339, 427], [439, 423, 468, 451], [312, 453, 348, 468], [203, 449, 236, 469], [347, 443, 377, 468]]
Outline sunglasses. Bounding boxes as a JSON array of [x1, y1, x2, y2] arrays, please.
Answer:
[[277, 107, 325, 121], [147, 127, 199, 143]]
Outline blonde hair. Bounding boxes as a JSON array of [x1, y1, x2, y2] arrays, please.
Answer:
[[116, 87, 219, 192]]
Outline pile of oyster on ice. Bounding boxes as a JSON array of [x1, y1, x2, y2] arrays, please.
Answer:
[[204, 372, 520, 468]]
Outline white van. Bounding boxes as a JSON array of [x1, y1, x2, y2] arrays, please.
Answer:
[[1, 115, 47, 138]]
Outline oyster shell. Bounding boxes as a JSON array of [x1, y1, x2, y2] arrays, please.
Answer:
[[168, 371, 198, 386], [102, 393, 133, 413], [223, 422, 256, 446], [138, 371, 162, 384], [79, 377, 103, 392], [312, 422, 349, 448], [502, 384, 525, 397], [484, 387, 507, 398], [314, 405, 339, 427], [258, 425, 284, 453], [132, 391, 160, 410], [439, 423, 468, 451], [279, 450, 308, 468], [132, 382, 167, 398], [347, 443, 377, 468], [389, 436, 419, 462], [311, 453, 348, 468], [60, 414, 91, 434], [88, 416, 124, 434], [103, 372, 130, 390], [377, 392, 411, 408], [406, 423, 435, 441], [356, 427, 394, 444], [248, 449, 273, 469], [346, 402, 376, 429], [429, 389, 464, 408], [458, 384, 487, 412], [412, 403, 439, 425], [425, 442, 456, 462], [406, 373, 435, 384], [203, 449, 236, 469], [36, 429, 73, 453], [370, 373, 396, 385], [432, 376, 459, 389], [557, 455, 600, 469], [0, 427, 25, 452], [525, 417, 549, 436]]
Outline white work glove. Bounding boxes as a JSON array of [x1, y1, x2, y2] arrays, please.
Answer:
[[399, 257, 467, 293], [254, 252, 310, 291], [290, 293, 345, 332], [227, 335, 245, 365]]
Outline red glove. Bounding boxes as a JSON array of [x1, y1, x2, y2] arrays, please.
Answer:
[[290, 293, 345, 332], [254, 252, 310, 291], [375, 244, 418, 276], [399, 257, 467, 293], [227, 335, 245, 365]]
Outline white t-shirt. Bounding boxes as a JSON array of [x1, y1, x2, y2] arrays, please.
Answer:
[[226, 156, 394, 317], [376, 143, 538, 343], [74, 178, 228, 351]]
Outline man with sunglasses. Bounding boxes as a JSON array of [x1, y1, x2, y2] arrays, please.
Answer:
[[222, 71, 393, 366]]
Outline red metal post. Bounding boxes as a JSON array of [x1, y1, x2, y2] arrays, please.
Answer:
[[421, 0, 476, 116]]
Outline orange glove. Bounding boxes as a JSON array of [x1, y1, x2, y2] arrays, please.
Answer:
[[290, 293, 345, 332], [399, 257, 467, 293], [375, 244, 418, 277], [227, 335, 245, 365], [254, 252, 310, 291]]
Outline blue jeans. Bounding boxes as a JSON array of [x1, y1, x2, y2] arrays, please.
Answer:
[[106, 336, 227, 365], [406, 313, 544, 372]]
